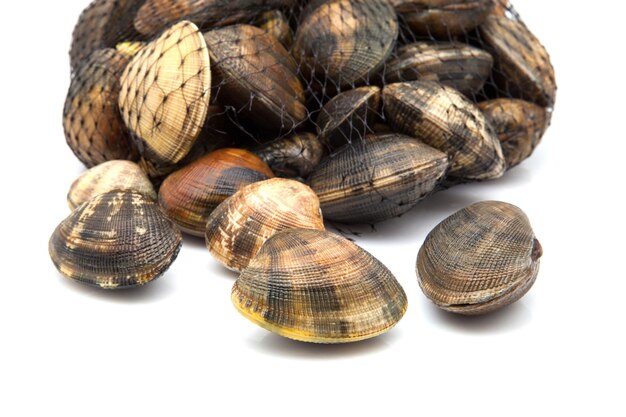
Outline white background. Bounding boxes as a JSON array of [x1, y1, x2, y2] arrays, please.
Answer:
[[1, 1, 624, 415]]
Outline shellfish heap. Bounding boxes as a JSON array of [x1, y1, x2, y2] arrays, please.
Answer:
[[50, 0, 552, 342]]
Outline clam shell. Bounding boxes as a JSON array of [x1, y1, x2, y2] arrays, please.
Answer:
[[309, 133, 449, 224], [383, 81, 505, 181], [49, 191, 182, 289], [119, 21, 212, 172], [205, 178, 325, 271], [63, 48, 139, 168], [384, 42, 493, 96], [204, 24, 306, 134], [478, 99, 548, 169], [255, 10, 293, 48], [67, 161, 156, 210], [233, 229, 408, 343], [417, 201, 542, 315], [159, 148, 274, 236], [254, 132, 325, 178]]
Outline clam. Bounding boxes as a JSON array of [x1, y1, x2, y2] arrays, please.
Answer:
[[491, 0, 510, 17], [383, 81, 505, 181], [384, 42, 493, 96], [293, 0, 398, 94], [119, 21, 212, 178], [478, 99, 548, 169], [479, 15, 556, 107], [255, 10, 293, 48], [309, 133, 449, 224], [204, 24, 306, 135], [254, 132, 325, 178], [316, 86, 381, 152], [417, 201, 542, 315], [233, 229, 408, 343], [159, 148, 274, 236], [115, 41, 146, 58], [67, 160, 156, 210], [391, 0, 494, 37], [63, 48, 139, 168], [205, 178, 325, 271], [49, 191, 182, 289]]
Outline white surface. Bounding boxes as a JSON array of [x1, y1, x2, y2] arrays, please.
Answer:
[[1, 1, 624, 416]]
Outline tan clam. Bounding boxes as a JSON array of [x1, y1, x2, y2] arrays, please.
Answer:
[[254, 132, 325, 178]]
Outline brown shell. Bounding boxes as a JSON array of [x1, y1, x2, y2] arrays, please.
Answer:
[[254, 132, 325, 178], [383, 81, 505, 181], [63, 48, 139, 168], [417, 200, 542, 315], [478, 99, 548, 169], [49, 191, 182, 289], [205, 178, 325, 271], [309, 134, 449, 224], [391, 0, 494, 37], [159, 148, 274, 236], [205, 25, 306, 134], [255, 10, 293, 48], [384, 42, 493, 96], [67, 160, 157, 210], [233, 229, 408, 343], [316, 86, 381, 152], [479, 15, 556, 107], [119, 21, 212, 172], [293, 0, 398, 93]]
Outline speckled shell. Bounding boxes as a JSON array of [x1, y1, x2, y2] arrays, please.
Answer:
[[233, 229, 408, 343], [254, 132, 325, 178], [316, 86, 381, 152], [384, 42, 493, 96], [67, 161, 157, 210], [205, 178, 325, 271], [159, 148, 274, 236], [255, 10, 293, 48], [49, 191, 182, 289], [309, 134, 449, 224], [417, 201, 542, 315], [391, 0, 493, 37], [383, 81, 505, 181], [119, 21, 211, 173], [64, 48, 139, 168], [479, 15, 556, 108], [293, 0, 398, 93], [204, 25, 306, 134], [478, 99, 548, 169]]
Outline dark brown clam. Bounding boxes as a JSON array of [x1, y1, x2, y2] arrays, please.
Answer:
[[49, 191, 182, 289], [479, 15, 556, 107], [309, 134, 449, 224], [478, 99, 548, 169], [316, 86, 381, 152], [254, 10, 293, 48], [383, 81, 505, 181], [254, 132, 325, 178], [384, 42, 493, 96], [159, 148, 274, 236], [63, 48, 139, 168], [205, 24, 307, 135]]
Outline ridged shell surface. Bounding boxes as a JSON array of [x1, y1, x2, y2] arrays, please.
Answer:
[[255, 132, 325, 178], [233, 229, 408, 343]]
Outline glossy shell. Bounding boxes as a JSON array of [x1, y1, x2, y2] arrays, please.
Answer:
[[49, 191, 182, 289], [205, 178, 325, 271], [309, 134, 449, 224], [417, 201, 542, 315], [233, 229, 408, 343], [63, 48, 138, 168], [254, 132, 325, 178], [159, 148, 274, 236], [478, 99, 548, 169], [384, 42, 493, 96], [255, 10, 293, 48], [67, 160, 156, 210], [383, 81, 505, 181]]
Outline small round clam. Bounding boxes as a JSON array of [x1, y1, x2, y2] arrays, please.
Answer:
[[254, 132, 325, 178], [49, 191, 182, 289], [67, 160, 156, 210], [254, 10, 293, 48], [233, 229, 408, 343], [205, 178, 325, 271], [417, 201, 542, 315], [159, 148, 274, 236]]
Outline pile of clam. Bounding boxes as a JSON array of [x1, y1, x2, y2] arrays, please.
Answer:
[[50, 0, 552, 342]]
